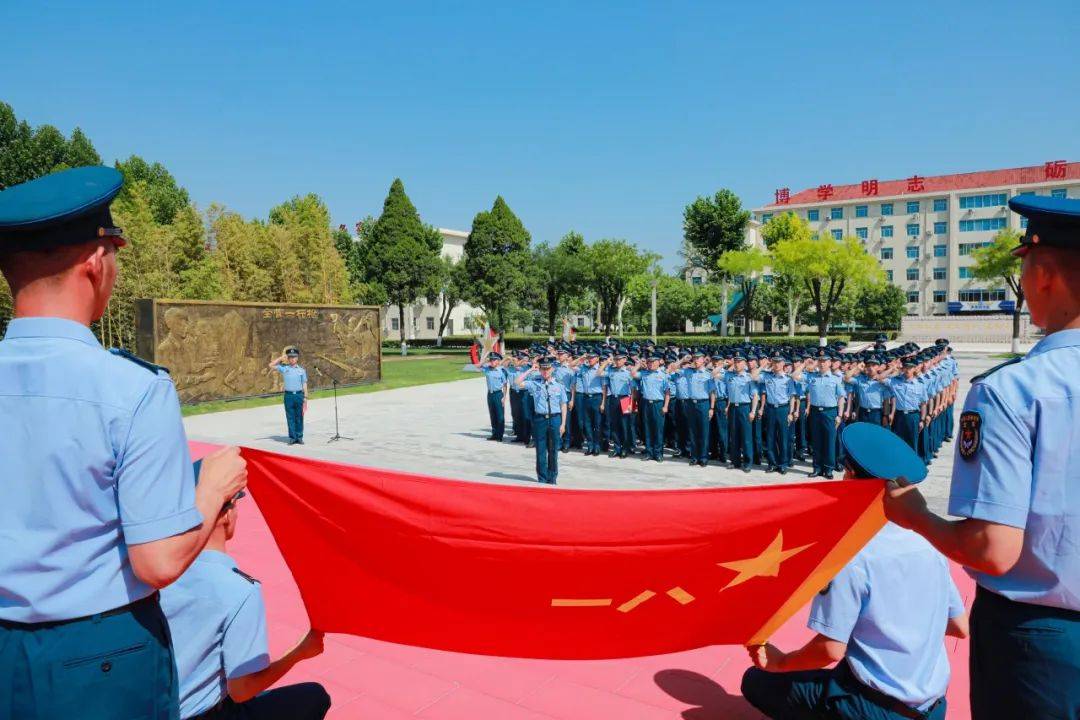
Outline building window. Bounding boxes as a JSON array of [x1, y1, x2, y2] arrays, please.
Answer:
[[959, 289, 1007, 302], [933, 198, 948, 212], [933, 221, 947, 235], [390, 317, 400, 331], [807, 209, 820, 221], [446, 319, 454, 335], [907, 268, 920, 281], [906, 224, 920, 237], [906, 291, 920, 303], [856, 227, 868, 239], [831, 229, 843, 240], [933, 244, 947, 257], [907, 201, 920, 213], [691, 276, 703, 285], [830, 207, 843, 220], [880, 203, 894, 216], [959, 193, 1007, 209], [933, 290, 947, 303], [959, 218, 1007, 232], [906, 246, 920, 259], [959, 267, 974, 279], [426, 317, 435, 331], [761, 213, 773, 223], [886, 270, 894, 282], [959, 241, 993, 255], [1051, 188, 1067, 199], [933, 267, 946, 280], [881, 225, 894, 238], [880, 247, 893, 260], [855, 205, 868, 218]]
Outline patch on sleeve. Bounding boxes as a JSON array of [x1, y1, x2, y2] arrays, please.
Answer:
[[958, 411, 982, 460]]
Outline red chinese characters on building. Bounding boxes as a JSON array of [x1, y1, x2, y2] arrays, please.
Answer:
[[1044, 160, 1067, 180], [861, 179, 879, 196], [907, 175, 925, 192], [816, 184, 834, 201], [774, 188, 791, 204]]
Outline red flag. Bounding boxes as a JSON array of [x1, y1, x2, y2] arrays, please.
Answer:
[[238, 446, 885, 659]]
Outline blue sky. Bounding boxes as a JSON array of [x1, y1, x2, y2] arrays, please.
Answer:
[[5, 1, 1078, 269]]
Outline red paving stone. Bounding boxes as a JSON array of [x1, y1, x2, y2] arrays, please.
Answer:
[[226, 471, 974, 718]]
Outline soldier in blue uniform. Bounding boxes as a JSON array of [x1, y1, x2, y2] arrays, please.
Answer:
[[632, 353, 670, 462], [553, 349, 576, 452], [577, 351, 606, 455], [724, 352, 758, 473], [792, 354, 810, 461], [0, 167, 248, 719], [744, 423, 968, 720], [852, 356, 892, 426], [600, 351, 635, 458], [268, 347, 308, 444], [886, 358, 927, 455], [478, 351, 508, 441], [759, 352, 797, 474], [685, 351, 715, 467], [884, 194, 1080, 719], [515, 356, 568, 484], [749, 353, 765, 465], [793, 355, 846, 478], [161, 491, 330, 720], [709, 353, 729, 463]]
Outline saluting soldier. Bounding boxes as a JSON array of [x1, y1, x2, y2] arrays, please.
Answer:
[[884, 194, 1080, 719], [725, 351, 757, 473], [576, 350, 606, 456], [793, 354, 846, 479], [553, 349, 575, 453], [600, 350, 634, 458], [685, 351, 715, 467], [514, 356, 567, 484], [268, 346, 308, 445], [758, 352, 797, 474], [478, 351, 508, 441], [0, 167, 247, 718], [709, 353, 729, 463], [886, 358, 927, 455], [632, 352, 670, 462]]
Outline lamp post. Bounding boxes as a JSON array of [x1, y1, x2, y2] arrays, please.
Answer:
[[651, 278, 658, 344]]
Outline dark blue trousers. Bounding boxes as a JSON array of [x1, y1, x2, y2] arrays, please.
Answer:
[[509, 388, 523, 439], [809, 406, 838, 475], [764, 404, 791, 469], [676, 399, 692, 455], [284, 391, 304, 441], [582, 394, 603, 453], [642, 399, 666, 460], [858, 408, 884, 426], [891, 411, 920, 453], [571, 395, 586, 448], [711, 405, 728, 461], [742, 662, 946, 720], [729, 403, 753, 468], [969, 586, 1080, 720], [533, 414, 560, 484], [0, 594, 179, 720], [688, 399, 711, 463], [518, 391, 533, 444], [486, 390, 505, 440], [605, 396, 632, 454], [795, 407, 809, 458], [193, 682, 331, 719], [752, 411, 764, 464]]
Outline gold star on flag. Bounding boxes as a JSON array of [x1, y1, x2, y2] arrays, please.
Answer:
[[717, 531, 814, 591]]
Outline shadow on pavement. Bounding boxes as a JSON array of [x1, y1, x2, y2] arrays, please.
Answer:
[[485, 471, 538, 483], [654, 669, 760, 720]]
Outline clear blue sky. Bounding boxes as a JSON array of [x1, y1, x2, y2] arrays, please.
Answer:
[[5, 1, 1078, 269]]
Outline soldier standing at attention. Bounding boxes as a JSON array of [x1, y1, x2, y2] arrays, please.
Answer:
[[852, 356, 892, 426], [476, 351, 508, 441], [553, 349, 576, 452], [886, 358, 927, 454], [793, 355, 846, 479], [884, 195, 1080, 719], [759, 352, 797, 474], [515, 356, 567, 484], [600, 350, 634, 458], [631, 353, 670, 462], [725, 352, 758, 473], [686, 351, 715, 467], [709, 353, 729, 463], [577, 350, 606, 455], [0, 167, 248, 719], [268, 347, 308, 445]]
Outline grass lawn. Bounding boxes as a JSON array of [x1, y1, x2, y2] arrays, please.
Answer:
[[181, 356, 476, 416], [989, 352, 1024, 360]]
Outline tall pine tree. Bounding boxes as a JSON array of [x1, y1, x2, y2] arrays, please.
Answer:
[[462, 196, 531, 331]]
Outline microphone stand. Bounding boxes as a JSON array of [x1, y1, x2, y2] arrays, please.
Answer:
[[328, 377, 353, 443]]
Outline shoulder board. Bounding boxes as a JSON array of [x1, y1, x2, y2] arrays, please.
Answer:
[[232, 567, 260, 584], [109, 347, 169, 375], [970, 356, 1022, 384]]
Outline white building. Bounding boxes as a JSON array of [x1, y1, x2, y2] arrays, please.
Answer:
[[753, 161, 1079, 317], [382, 228, 483, 341]]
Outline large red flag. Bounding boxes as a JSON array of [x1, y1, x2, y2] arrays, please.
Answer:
[[225, 446, 886, 659]]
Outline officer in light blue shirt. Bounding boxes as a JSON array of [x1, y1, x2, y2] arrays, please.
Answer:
[[268, 346, 308, 444], [515, 357, 568, 484], [758, 352, 797, 474], [478, 352, 508, 441], [576, 352, 607, 455], [632, 353, 670, 461], [162, 491, 330, 720], [724, 353, 759, 472], [685, 351, 716, 467], [795, 355, 847, 478], [0, 167, 247, 719], [744, 423, 968, 720], [671, 354, 693, 458], [885, 194, 1080, 719], [709, 354, 729, 463], [601, 351, 635, 458], [853, 356, 892, 426], [886, 360, 927, 455], [553, 350, 576, 451]]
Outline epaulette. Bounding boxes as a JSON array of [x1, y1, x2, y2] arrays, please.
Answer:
[[109, 347, 169, 375], [232, 567, 259, 584], [970, 356, 1022, 384]]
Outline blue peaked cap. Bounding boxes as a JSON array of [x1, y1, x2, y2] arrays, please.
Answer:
[[841, 422, 927, 484], [0, 166, 124, 250]]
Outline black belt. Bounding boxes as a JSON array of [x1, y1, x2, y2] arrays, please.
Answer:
[[644, 399, 663, 404], [811, 405, 837, 411], [730, 402, 749, 407], [284, 390, 304, 395], [536, 412, 559, 418], [584, 392, 602, 396], [767, 402, 788, 408], [835, 661, 940, 719], [975, 584, 1080, 621], [899, 409, 919, 415], [0, 592, 160, 630]]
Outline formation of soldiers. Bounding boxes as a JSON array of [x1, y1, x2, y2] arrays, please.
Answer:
[[480, 334, 959, 484]]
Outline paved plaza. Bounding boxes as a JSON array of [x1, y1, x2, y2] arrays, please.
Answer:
[[185, 352, 999, 516]]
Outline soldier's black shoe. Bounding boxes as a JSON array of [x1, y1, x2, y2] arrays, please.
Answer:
[[487, 437, 499, 441], [608, 451, 619, 458], [742, 465, 751, 473], [698, 460, 708, 467], [765, 466, 776, 473], [779, 467, 788, 475], [288, 439, 297, 445], [656, 456, 664, 463], [526, 442, 535, 448], [560, 447, 569, 454]]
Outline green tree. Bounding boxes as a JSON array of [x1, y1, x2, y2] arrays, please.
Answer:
[[0, 102, 103, 189], [425, 255, 470, 345], [971, 228, 1025, 352], [681, 189, 751, 335], [63, 128, 102, 168], [269, 194, 351, 304], [716, 247, 768, 335], [533, 230, 590, 335], [360, 179, 442, 345], [115, 155, 191, 225], [762, 212, 813, 336], [462, 196, 532, 332], [851, 283, 906, 331], [585, 239, 656, 333], [625, 272, 697, 333]]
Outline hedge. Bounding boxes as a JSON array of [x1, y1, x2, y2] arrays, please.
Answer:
[[382, 333, 879, 350]]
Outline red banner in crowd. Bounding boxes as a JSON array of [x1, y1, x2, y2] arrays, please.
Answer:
[[217, 445, 885, 659]]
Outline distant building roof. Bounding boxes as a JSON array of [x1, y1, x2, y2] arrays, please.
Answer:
[[765, 161, 1078, 208]]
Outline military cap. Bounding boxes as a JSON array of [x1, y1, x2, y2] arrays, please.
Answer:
[[285, 346, 300, 357], [488, 351, 502, 361], [841, 422, 927, 484], [902, 357, 917, 368], [538, 356, 554, 368], [1009, 194, 1080, 256], [732, 351, 746, 361], [769, 351, 783, 361], [875, 333, 888, 343], [0, 166, 125, 250]]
